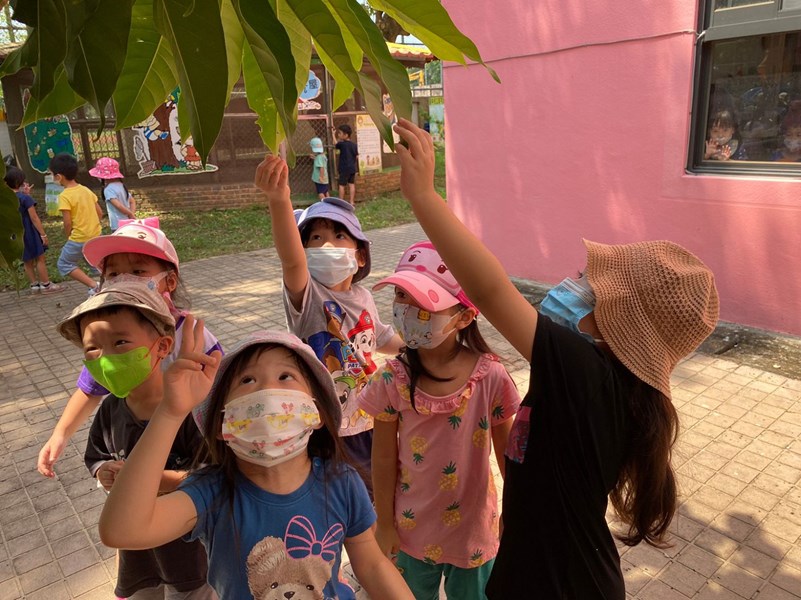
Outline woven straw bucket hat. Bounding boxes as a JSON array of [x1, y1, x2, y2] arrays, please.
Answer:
[[584, 239, 719, 398]]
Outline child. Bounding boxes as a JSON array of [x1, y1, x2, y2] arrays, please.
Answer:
[[335, 124, 358, 205], [392, 119, 719, 599], [359, 241, 521, 599], [50, 152, 103, 292], [255, 155, 402, 493], [97, 326, 414, 599], [5, 166, 65, 294], [89, 156, 136, 230], [37, 223, 223, 478], [704, 109, 747, 160], [309, 136, 329, 199], [771, 101, 801, 162], [56, 282, 215, 599]]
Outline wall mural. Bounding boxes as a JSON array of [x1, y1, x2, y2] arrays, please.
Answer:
[[22, 89, 76, 174]]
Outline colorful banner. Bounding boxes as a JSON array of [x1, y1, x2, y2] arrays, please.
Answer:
[[22, 89, 76, 174], [44, 180, 64, 217], [356, 114, 382, 175]]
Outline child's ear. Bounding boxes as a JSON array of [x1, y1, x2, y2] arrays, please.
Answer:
[[157, 336, 174, 358], [455, 307, 477, 330], [165, 271, 178, 294], [356, 247, 367, 268]]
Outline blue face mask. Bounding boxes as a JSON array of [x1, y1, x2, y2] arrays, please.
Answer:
[[539, 276, 599, 343]]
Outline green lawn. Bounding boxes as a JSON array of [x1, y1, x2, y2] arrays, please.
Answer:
[[1, 144, 445, 291]]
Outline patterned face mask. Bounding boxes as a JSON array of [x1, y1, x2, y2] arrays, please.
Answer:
[[393, 303, 462, 350], [222, 389, 321, 467]]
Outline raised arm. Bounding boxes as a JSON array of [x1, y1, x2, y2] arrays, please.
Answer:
[[99, 316, 221, 550], [255, 155, 308, 308], [393, 119, 538, 361]]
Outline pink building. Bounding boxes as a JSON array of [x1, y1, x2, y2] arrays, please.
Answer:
[[442, 0, 801, 336]]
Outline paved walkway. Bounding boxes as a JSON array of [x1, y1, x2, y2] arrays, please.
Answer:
[[0, 222, 799, 599]]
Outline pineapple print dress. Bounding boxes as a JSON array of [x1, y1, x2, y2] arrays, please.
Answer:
[[358, 354, 521, 568]]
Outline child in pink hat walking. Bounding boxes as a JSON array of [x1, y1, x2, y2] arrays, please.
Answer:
[[89, 157, 136, 231]]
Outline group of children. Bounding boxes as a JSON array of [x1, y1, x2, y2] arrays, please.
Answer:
[[33, 119, 719, 600]]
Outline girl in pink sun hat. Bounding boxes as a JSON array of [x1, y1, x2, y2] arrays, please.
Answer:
[[359, 241, 521, 599], [89, 156, 136, 231]]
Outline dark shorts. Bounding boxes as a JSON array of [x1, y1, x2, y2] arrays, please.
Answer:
[[338, 171, 356, 186], [314, 182, 329, 195], [342, 429, 373, 499]]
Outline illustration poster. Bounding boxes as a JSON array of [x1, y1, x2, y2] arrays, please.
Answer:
[[356, 114, 382, 175], [298, 70, 323, 112], [381, 94, 400, 154], [130, 88, 217, 178], [22, 90, 76, 174], [44, 179, 64, 217]]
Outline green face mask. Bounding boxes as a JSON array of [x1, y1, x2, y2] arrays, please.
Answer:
[[83, 345, 157, 398]]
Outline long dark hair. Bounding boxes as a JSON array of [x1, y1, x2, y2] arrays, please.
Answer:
[[610, 375, 679, 547], [397, 308, 494, 412]]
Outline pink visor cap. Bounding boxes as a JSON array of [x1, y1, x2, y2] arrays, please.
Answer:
[[373, 241, 478, 313], [83, 223, 180, 273]]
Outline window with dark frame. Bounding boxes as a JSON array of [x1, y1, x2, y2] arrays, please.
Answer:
[[692, 0, 801, 172]]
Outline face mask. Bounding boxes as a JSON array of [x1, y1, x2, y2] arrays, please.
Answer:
[[784, 138, 801, 152], [104, 271, 170, 293], [713, 135, 731, 145], [305, 248, 359, 287], [222, 389, 321, 467], [393, 303, 461, 350], [539, 277, 598, 343], [83, 341, 160, 398]]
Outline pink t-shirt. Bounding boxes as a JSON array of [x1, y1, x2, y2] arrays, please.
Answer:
[[358, 353, 521, 568]]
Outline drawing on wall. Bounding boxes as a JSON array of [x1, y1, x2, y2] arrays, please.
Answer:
[[298, 70, 323, 112], [22, 89, 76, 173], [381, 93, 401, 153], [130, 89, 217, 178]]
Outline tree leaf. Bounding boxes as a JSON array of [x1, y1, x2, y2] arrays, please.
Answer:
[[368, 0, 499, 82], [112, 0, 178, 128], [325, 0, 411, 122], [237, 0, 297, 141], [154, 0, 228, 161], [276, 0, 312, 97], [64, 0, 135, 131], [30, 0, 68, 101], [242, 42, 280, 152], [0, 159, 25, 278], [22, 66, 86, 127], [221, 0, 245, 103]]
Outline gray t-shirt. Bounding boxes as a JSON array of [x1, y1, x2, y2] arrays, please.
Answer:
[[283, 276, 394, 436]]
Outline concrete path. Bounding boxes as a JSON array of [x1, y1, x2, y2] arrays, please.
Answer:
[[0, 222, 799, 599]]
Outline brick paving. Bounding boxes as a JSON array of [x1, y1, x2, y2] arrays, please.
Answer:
[[0, 222, 799, 599]]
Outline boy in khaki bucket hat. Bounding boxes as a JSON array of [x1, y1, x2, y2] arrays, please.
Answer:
[[393, 119, 720, 600]]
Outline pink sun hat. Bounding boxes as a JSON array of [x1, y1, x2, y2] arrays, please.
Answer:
[[373, 241, 478, 313], [83, 223, 180, 272], [88, 157, 124, 180]]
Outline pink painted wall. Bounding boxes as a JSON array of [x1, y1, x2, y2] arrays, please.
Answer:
[[441, 0, 801, 336]]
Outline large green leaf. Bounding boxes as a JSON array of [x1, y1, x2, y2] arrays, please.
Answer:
[[276, 0, 312, 98], [221, 0, 245, 103], [22, 66, 86, 126], [154, 0, 228, 161], [325, 0, 411, 122], [112, 0, 178, 128], [242, 42, 281, 153], [368, 0, 499, 82], [0, 159, 25, 278], [29, 0, 68, 101], [313, 0, 361, 111], [237, 0, 297, 143], [64, 0, 134, 131]]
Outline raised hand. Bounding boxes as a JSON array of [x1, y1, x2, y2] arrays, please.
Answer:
[[255, 155, 291, 204], [394, 118, 436, 202], [162, 315, 221, 420]]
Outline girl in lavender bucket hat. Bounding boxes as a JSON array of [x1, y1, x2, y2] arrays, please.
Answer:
[[393, 119, 720, 600]]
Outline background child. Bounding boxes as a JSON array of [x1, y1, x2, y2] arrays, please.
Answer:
[[359, 241, 520, 599], [335, 124, 358, 205], [392, 119, 719, 599], [37, 223, 223, 478], [704, 109, 747, 160], [5, 166, 64, 294], [50, 152, 103, 292], [771, 101, 801, 162], [56, 283, 214, 600], [97, 326, 413, 599], [255, 155, 402, 494], [309, 136, 329, 199], [89, 156, 136, 230]]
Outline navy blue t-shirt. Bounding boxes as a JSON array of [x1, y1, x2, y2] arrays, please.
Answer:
[[335, 140, 358, 175]]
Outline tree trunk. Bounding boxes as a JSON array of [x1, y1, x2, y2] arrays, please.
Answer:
[[375, 11, 407, 42]]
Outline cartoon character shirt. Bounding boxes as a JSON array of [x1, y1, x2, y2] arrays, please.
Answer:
[[180, 458, 375, 599], [283, 277, 394, 436], [358, 354, 521, 568]]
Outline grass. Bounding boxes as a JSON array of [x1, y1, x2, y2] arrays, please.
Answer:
[[1, 144, 445, 291]]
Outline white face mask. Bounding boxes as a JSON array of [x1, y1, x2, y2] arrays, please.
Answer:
[[305, 247, 358, 287], [222, 389, 321, 467], [784, 138, 801, 152], [393, 303, 462, 350], [104, 270, 170, 292]]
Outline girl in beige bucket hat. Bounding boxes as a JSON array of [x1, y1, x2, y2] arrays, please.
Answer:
[[393, 119, 720, 600]]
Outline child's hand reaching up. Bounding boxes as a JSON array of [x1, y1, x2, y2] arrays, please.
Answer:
[[162, 315, 221, 420], [255, 155, 291, 205], [394, 118, 437, 202]]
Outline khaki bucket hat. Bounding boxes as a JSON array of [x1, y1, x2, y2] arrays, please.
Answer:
[[584, 239, 719, 398]]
